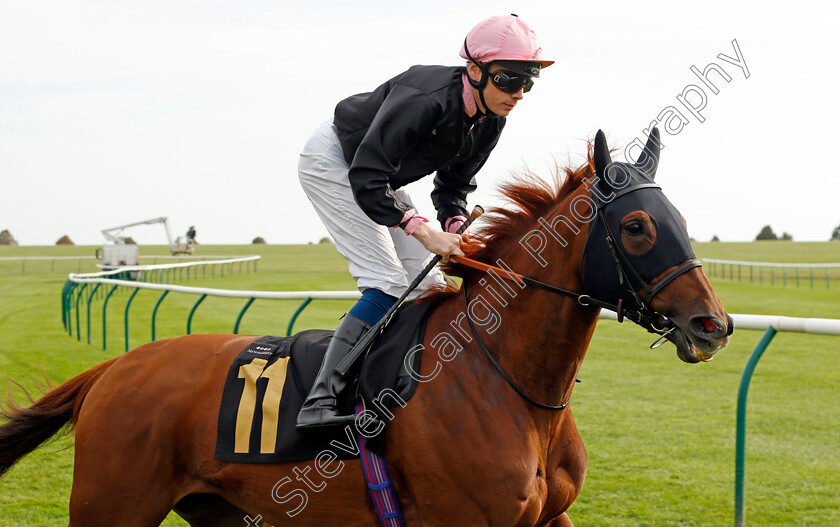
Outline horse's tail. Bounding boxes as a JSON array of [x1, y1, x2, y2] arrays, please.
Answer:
[[0, 357, 118, 478]]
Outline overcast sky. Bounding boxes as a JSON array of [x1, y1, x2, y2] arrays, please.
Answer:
[[1, 1, 838, 246]]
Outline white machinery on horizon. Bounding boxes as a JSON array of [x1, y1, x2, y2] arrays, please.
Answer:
[[98, 217, 194, 267]]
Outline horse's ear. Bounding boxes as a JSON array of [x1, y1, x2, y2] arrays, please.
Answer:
[[594, 129, 611, 179], [635, 127, 661, 179]]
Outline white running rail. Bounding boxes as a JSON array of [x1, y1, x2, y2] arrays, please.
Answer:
[[704, 258, 840, 269]]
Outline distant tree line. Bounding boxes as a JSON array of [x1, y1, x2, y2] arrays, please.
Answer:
[[755, 225, 792, 241], [741, 223, 840, 241], [751, 223, 840, 241]]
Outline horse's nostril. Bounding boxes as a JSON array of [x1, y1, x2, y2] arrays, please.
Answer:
[[700, 317, 718, 333], [690, 315, 727, 338]]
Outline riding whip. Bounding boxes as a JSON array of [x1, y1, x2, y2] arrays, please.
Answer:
[[334, 205, 484, 376]]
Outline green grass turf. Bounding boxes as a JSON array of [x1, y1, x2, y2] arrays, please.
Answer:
[[0, 243, 838, 526]]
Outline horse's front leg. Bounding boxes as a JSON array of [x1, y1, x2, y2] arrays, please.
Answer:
[[540, 512, 574, 527]]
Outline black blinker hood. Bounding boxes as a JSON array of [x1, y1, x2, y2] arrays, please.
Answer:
[[581, 128, 699, 306]]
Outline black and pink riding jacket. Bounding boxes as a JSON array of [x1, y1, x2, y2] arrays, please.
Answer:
[[333, 65, 505, 230]]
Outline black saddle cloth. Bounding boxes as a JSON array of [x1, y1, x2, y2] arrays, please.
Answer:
[[214, 301, 432, 463]]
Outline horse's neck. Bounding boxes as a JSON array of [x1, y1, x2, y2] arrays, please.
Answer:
[[448, 204, 599, 412]]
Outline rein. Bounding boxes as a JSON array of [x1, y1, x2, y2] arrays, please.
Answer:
[[461, 281, 571, 411], [448, 180, 704, 411], [451, 248, 698, 411], [450, 254, 672, 330]]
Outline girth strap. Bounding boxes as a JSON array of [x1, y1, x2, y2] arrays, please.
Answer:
[[356, 402, 406, 527]]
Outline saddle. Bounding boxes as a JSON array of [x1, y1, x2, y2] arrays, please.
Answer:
[[214, 301, 432, 463]]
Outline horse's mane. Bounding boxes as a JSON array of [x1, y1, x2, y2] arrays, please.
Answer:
[[424, 142, 596, 302]]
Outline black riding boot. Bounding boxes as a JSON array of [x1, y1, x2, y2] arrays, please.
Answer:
[[296, 313, 370, 430]]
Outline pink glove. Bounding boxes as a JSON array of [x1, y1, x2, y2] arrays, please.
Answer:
[[444, 215, 468, 234]]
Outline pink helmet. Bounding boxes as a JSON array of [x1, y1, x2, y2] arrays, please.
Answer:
[[460, 14, 554, 76]]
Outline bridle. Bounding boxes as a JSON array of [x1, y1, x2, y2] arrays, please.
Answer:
[[451, 182, 702, 410], [588, 183, 702, 334], [454, 184, 701, 335]]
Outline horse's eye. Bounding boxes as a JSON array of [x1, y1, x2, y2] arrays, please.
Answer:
[[624, 222, 643, 235]]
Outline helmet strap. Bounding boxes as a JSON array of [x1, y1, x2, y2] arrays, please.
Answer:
[[463, 38, 499, 119]]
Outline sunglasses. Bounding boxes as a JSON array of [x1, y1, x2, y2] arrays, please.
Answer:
[[489, 70, 534, 93]]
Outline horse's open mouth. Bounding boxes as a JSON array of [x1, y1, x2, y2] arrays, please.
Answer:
[[666, 326, 716, 364]]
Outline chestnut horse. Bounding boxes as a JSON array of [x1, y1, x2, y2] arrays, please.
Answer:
[[0, 129, 731, 526]]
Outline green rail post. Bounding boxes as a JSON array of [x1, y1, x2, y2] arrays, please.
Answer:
[[66, 282, 78, 336], [759, 266, 763, 285], [62, 283, 68, 333], [795, 268, 799, 287], [827, 268, 831, 289], [151, 290, 170, 341], [782, 267, 786, 287], [287, 297, 313, 336], [86, 283, 102, 344], [233, 297, 256, 334], [101, 284, 119, 350], [734, 326, 778, 527], [61, 280, 75, 333], [186, 294, 208, 334], [61, 280, 69, 331], [124, 288, 140, 352], [75, 283, 88, 341], [810, 268, 814, 289]]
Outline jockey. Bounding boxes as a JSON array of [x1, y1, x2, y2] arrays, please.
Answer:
[[296, 14, 553, 429]]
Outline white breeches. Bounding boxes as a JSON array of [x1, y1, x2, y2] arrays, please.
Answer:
[[298, 119, 445, 299]]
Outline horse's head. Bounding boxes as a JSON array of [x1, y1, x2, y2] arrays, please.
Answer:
[[581, 128, 732, 363]]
